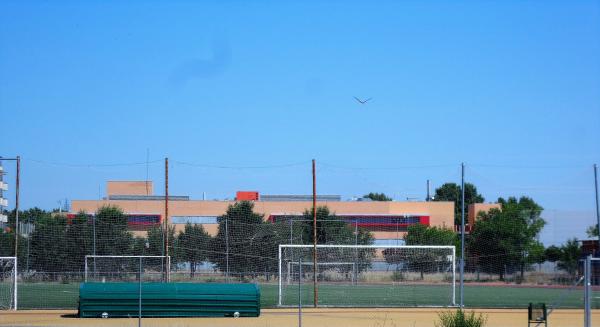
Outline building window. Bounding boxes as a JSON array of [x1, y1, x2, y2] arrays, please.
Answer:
[[171, 216, 218, 224]]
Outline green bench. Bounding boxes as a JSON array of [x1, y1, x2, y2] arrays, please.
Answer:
[[78, 282, 260, 318]]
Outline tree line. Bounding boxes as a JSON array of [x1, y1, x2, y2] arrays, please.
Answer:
[[1, 183, 592, 281], [0, 201, 373, 280]]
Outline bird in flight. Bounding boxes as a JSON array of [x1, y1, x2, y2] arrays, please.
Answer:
[[354, 97, 372, 104]]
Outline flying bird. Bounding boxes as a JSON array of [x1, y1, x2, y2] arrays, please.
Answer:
[[354, 97, 372, 104]]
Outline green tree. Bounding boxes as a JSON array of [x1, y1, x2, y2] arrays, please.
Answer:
[[177, 223, 211, 277], [94, 206, 135, 256], [301, 206, 375, 274], [434, 183, 484, 225], [145, 225, 176, 257], [467, 197, 545, 280], [0, 228, 27, 274], [544, 245, 562, 262], [587, 224, 599, 238], [556, 238, 581, 277], [5, 207, 52, 226], [29, 215, 69, 274], [384, 224, 456, 279], [63, 211, 94, 272], [208, 201, 284, 279], [526, 241, 546, 272], [363, 192, 392, 201]]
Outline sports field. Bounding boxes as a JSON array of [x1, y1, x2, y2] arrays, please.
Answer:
[[1, 308, 599, 327], [11, 282, 600, 309]]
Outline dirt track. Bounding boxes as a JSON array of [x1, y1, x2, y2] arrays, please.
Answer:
[[1, 308, 599, 327]]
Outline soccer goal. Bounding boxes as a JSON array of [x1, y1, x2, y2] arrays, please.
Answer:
[[278, 244, 456, 307], [84, 255, 171, 283], [0, 257, 17, 310]]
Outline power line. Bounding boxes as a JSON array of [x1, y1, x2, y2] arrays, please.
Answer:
[[173, 160, 311, 169], [25, 158, 162, 168]]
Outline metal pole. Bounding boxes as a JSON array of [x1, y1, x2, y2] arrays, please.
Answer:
[[164, 158, 169, 282], [312, 159, 318, 307], [594, 164, 599, 254], [13, 257, 17, 310], [354, 220, 358, 285], [452, 246, 456, 306], [298, 255, 302, 327], [460, 162, 465, 307], [290, 218, 293, 245], [278, 245, 282, 306], [584, 255, 591, 327], [138, 256, 142, 327], [225, 218, 229, 282], [14, 156, 20, 258], [93, 215, 96, 276]]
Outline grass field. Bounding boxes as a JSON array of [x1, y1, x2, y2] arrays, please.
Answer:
[[9, 282, 600, 310]]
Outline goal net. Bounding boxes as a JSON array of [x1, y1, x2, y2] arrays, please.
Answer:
[[278, 245, 456, 307], [84, 255, 170, 283], [0, 257, 16, 310]]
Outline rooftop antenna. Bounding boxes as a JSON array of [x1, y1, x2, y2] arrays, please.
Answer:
[[426, 180, 431, 201]]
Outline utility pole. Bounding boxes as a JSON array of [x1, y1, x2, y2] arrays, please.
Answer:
[[460, 163, 465, 307], [312, 159, 318, 308], [594, 164, 599, 254], [164, 157, 169, 282]]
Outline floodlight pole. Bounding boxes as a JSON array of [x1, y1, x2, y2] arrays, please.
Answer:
[[594, 164, 599, 254], [312, 159, 318, 307], [460, 162, 465, 307], [1, 156, 21, 311], [0, 157, 21, 260]]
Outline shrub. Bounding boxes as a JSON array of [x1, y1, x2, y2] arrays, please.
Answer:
[[391, 271, 406, 281], [435, 309, 487, 327]]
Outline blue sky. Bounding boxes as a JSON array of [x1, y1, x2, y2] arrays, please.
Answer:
[[1, 1, 599, 243]]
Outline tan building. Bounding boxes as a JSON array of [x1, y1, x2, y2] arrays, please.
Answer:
[[71, 181, 456, 245]]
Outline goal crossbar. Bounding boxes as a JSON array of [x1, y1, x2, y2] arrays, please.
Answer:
[[278, 244, 456, 307], [0, 256, 17, 310]]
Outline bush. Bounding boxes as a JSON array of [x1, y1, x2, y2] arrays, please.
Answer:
[[392, 271, 406, 281], [435, 309, 487, 327]]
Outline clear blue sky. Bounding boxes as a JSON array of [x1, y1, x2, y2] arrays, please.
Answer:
[[1, 1, 599, 243]]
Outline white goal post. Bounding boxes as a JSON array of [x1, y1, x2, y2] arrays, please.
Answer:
[[278, 244, 456, 307], [84, 255, 171, 282], [0, 256, 17, 310]]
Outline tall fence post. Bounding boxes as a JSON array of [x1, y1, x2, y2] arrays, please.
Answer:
[[584, 255, 591, 327], [460, 162, 465, 308], [138, 256, 142, 327], [225, 218, 230, 282], [278, 245, 282, 306], [298, 254, 302, 327], [289, 218, 293, 245], [354, 220, 358, 285]]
